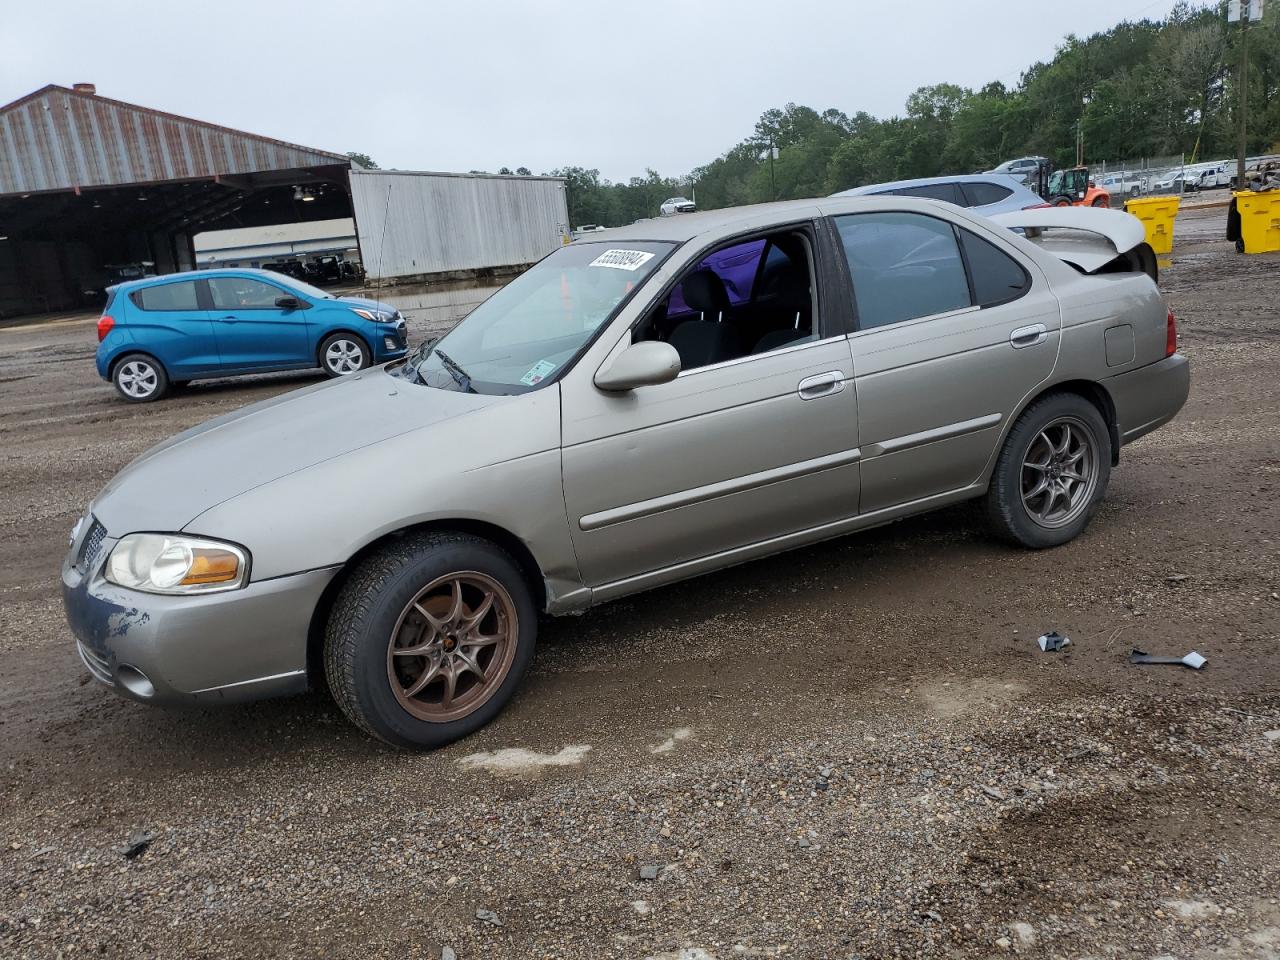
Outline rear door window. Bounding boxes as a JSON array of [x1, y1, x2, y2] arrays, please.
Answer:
[[960, 181, 1014, 207], [835, 212, 972, 329], [957, 228, 1031, 307], [132, 281, 199, 311], [892, 183, 965, 205]]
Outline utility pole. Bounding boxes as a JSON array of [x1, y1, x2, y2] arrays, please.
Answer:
[[1230, 0, 1262, 186]]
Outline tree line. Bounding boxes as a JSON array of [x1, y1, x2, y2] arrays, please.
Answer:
[[546, 1, 1279, 227]]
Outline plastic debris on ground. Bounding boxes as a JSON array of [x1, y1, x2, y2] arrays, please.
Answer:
[[1038, 631, 1071, 652], [1129, 649, 1207, 669]]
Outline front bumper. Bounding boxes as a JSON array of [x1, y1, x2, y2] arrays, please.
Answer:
[[373, 320, 410, 362], [1105, 352, 1190, 445], [61, 532, 339, 705]]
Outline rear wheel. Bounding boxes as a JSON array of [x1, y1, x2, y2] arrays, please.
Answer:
[[985, 393, 1111, 548], [1092, 196, 1109, 208], [111, 353, 169, 403], [1054, 198, 1071, 207], [324, 533, 538, 749], [320, 333, 370, 377]]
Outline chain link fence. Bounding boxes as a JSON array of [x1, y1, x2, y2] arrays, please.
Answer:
[[1086, 154, 1190, 207]]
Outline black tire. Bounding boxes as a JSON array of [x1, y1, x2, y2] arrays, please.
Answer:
[[324, 532, 538, 749], [319, 332, 370, 378], [111, 352, 170, 403], [985, 392, 1112, 549]]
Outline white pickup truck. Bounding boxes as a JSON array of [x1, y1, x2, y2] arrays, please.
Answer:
[[1193, 165, 1233, 190], [1098, 172, 1149, 197]]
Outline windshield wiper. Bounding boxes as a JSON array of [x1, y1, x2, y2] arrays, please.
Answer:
[[433, 348, 476, 393]]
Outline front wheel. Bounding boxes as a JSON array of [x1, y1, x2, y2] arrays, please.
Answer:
[[324, 533, 538, 749], [320, 333, 370, 377], [1092, 196, 1109, 208], [984, 393, 1112, 548]]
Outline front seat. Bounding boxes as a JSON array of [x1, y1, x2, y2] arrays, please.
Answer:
[[669, 270, 741, 368], [754, 269, 813, 354]]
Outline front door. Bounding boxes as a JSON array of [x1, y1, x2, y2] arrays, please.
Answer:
[[830, 208, 1060, 515], [560, 224, 861, 593], [204, 275, 311, 370]]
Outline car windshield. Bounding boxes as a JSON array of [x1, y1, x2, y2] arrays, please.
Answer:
[[260, 272, 333, 300], [396, 241, 674, 394]]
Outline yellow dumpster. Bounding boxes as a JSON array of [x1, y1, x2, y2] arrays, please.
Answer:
[[1233, 190, 1280, 254], [1123, 196, 1181, 255]]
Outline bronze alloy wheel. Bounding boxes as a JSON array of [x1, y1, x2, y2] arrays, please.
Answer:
[[1019, 415, 1100, 530], [386, 571, 518, 723]]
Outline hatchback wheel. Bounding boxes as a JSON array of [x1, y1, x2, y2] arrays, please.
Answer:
[[324, 533, 537, 749], [320, 333, 370, 377], [112, 353, 169, 403], [985, 393, 1111, 548]]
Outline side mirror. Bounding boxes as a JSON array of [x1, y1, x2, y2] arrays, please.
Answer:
[[594, 341, 681, 392], [275, 295, 301, 310]]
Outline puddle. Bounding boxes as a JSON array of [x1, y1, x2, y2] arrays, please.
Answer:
[[650, 727, 694, 754], [457, 744, 591, 776]]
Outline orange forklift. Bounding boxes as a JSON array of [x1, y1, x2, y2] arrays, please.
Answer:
[[1031, 161, 1112, 208]]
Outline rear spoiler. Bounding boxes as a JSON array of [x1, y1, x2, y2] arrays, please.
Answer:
[[991, 207, 1157, 281]]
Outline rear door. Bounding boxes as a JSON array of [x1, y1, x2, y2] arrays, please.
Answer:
[[127, 279, 219, 376], [830, 209, 1060, 514], [205, 275, 311, 370]]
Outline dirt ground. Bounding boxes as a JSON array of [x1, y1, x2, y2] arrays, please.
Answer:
[[1, 207, 1278, 960]]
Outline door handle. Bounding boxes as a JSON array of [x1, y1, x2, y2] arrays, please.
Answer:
[[1010, 323, 1047, 349], [797, 370, 846, 400], [215, 316, 239, 324]]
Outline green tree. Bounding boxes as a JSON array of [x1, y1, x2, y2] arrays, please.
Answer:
[[346, 151, 379, 169]]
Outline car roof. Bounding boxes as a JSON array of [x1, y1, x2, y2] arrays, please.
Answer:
[[572, 192, 1038, 245], [833, 172, 1027, 197], [572, 199, 832, 243], [114, 267, 294, 292]]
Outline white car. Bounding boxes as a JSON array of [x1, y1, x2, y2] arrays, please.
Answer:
[[660, 196, 696, 216], [1098, 172, 1149, 198]]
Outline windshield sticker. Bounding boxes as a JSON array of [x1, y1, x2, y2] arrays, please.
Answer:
[[519, 359, 559, 386], [589, 249, 656, 271]]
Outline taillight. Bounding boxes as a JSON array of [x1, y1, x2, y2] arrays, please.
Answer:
[[1165, 309, 1177, 357], [1022, 202, 1052, 209], [97, 315, 114, 342]]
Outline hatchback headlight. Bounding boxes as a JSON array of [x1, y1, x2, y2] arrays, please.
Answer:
[[104, 534, 249, 595], [352, 307, 397, 324]]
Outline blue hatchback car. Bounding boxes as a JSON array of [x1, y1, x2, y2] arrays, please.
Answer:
[[96, 269, 409, 402]]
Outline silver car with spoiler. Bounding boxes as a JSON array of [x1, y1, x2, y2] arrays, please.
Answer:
[[63, 197, 1188, 748]]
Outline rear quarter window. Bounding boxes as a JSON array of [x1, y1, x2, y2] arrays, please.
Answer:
[[130, 281, 199, 311], [961, 182, 1014, 207], [957, 228, 1031, 306]]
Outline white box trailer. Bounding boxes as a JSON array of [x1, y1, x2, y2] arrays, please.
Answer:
[[349, 169, 569, 283]]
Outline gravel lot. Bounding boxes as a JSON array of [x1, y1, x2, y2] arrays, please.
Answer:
[[2, 207, 1278, 959]]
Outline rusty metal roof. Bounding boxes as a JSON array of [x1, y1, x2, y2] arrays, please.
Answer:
[[0, 85, 349, 197]]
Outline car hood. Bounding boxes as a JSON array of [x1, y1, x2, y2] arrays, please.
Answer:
[[91, 370, 500, 536], [333, 294, 397, 314]]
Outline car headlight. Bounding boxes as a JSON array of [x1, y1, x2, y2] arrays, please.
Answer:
[[351, 307, 397, 324], [104, 534, 249, 595]]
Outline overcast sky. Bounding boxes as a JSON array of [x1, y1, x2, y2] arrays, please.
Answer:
[[4, 0, 1188, 182]]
